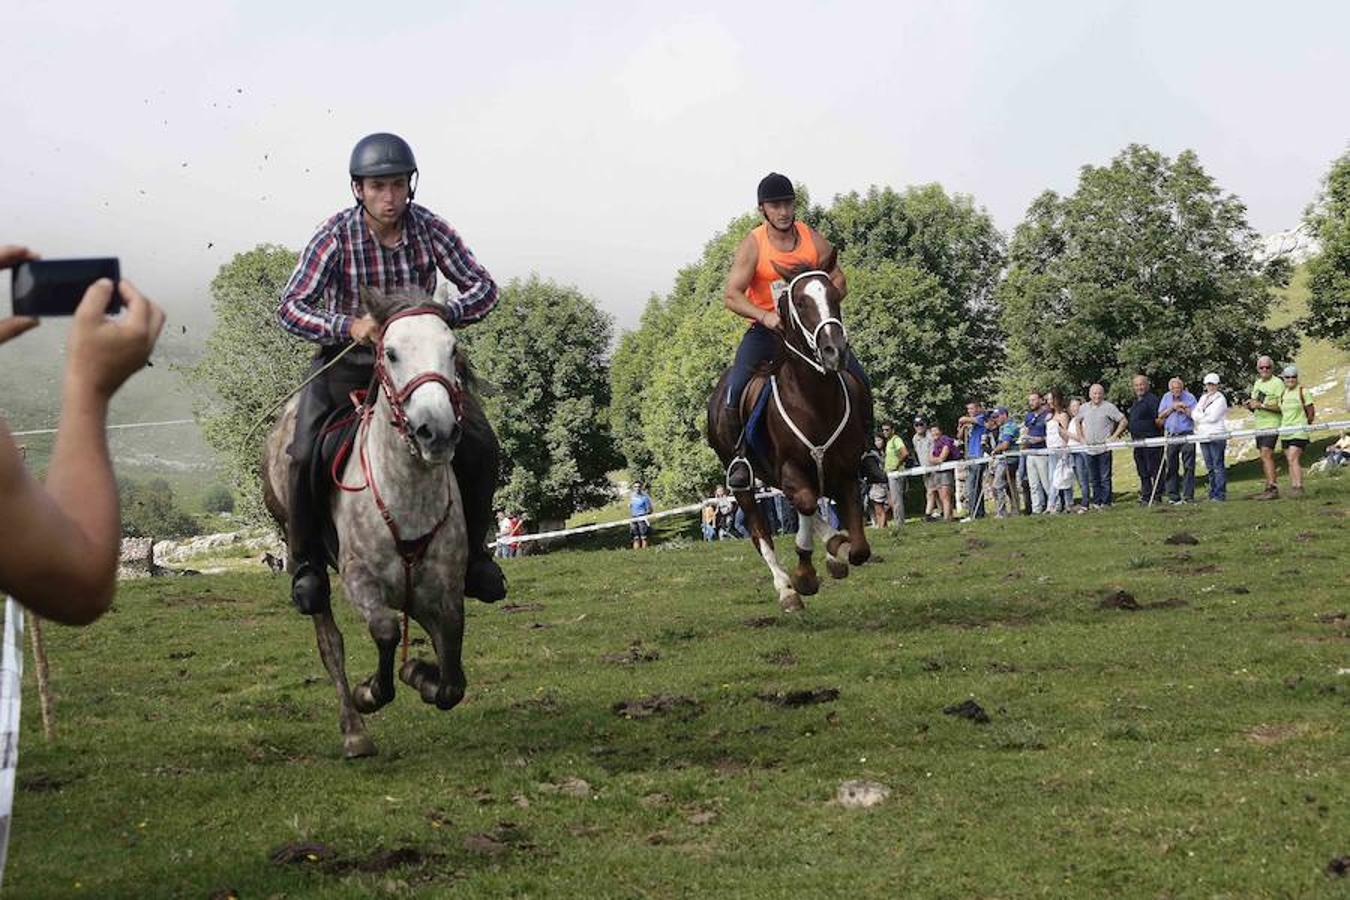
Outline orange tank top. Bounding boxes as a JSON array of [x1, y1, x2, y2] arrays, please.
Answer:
[[746, 221, 819, 312]]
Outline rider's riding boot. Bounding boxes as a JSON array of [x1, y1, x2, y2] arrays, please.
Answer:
[[453, 394, 508, 603], [860, 448, 888, 485], [726, 455, 754, 492], [286, 471, 331, 616]]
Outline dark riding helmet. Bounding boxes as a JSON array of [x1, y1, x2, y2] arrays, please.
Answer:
[[757, 172, 795, 205], [349, 132, 418, 179]]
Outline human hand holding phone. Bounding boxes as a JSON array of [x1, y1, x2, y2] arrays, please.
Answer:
[[64, 279, 165, 402], [0, 244, 40, 344]]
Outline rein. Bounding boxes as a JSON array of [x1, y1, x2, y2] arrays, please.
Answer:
[[334, 306, 461, 663]]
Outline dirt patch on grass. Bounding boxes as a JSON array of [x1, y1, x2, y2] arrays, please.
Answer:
[[1245, 723, 1312, 745], [756, 687, 839, 707], [270, 841, 336, 866], [1327, 856, 1349, 877], [964, 537, 991, 551], [18, 773, 73, 793], [499, 602, 544, 614], [511, 691, 563, 715], [600, 641, 661, 665], [761, 647, 797, 667], [464, 823, 533, 857], [612, 694, 702, 720], [1163, 532, 1200, 545], [942, 698, 991, 724], [743, 616, 780, 629], [1099, 590, 1140, 610], [1315, 611, 1347, 624]]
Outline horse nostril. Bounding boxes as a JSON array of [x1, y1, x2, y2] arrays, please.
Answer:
[[415, 422, 434, 443]]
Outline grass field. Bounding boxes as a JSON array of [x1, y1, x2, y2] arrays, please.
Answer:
[[9, 467, 1349, 898]]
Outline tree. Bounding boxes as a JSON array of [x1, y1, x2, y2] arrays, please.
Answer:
[[819, 183, 1006, 310], [460, 275, 621, 523], [997, 144, 1299, 403], [183, 245, 308, 523], [119, 478, 199, 539], [819, 184, 1005, 418], [846, 263, 996, 427], [1301, 149, 1350, 348], [202, 483, 236, 514]]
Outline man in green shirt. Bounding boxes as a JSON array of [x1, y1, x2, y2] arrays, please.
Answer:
[[1243, 355, 1285, 499], [882, 422, 909, 527]]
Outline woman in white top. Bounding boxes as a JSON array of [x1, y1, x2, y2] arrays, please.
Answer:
[[1193, 372, 1229, 501], [1046, 390, 1075, 512]]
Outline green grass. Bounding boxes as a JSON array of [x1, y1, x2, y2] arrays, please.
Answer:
[[10, 473, 1349, 898]]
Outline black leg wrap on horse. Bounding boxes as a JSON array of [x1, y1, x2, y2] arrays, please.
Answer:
[[453, 396, 507, 603]]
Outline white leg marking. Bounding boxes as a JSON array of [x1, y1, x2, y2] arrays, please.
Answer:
[[757, 538, 792, 593], [795, 508, 815, 554]]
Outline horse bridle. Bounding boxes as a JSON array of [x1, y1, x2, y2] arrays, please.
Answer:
[[778, 269, 847, 376], [770, 270, 852, 497], [374, 306, 466, 458]]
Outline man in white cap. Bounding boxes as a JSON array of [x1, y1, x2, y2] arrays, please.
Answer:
[[1193, 373, 1229, 501]]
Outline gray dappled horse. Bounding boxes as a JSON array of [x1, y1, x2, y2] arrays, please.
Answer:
[[707, 251, 872, 612], [264, 286, 469, 758]]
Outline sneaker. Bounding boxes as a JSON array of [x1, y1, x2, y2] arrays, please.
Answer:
[[1252, 486, 1279, 501], [959, 516, 974, 523], [726, 456, 753, 492]]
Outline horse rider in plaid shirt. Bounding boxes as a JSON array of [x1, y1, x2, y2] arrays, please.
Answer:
[[276, 132, 506, 615]]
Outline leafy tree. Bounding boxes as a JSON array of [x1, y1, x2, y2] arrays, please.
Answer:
[[202, 483, 236, 514], [1301, 148, 1350, 348], [997, 144, 1298, 403], [819, 183, 1005, 310], [846, 263, 995, 428], [119, 478, 199, 539], [183, 245, 309, 523], [460, 275, 620, 522]]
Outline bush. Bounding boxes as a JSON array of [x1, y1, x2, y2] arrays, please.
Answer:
[[202, 484, 236, 514], [119, 478, 200, 539]]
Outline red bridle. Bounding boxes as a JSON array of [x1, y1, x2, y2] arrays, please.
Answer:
[[375, 306, 465, 454]]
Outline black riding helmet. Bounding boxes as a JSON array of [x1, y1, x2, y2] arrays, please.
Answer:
[[757, 172, 795, 205], [349, 132, 419, 207]]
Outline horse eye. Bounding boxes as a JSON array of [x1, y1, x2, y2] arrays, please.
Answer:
[[386, 348, 399, 364]]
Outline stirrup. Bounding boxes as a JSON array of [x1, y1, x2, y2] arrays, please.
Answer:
[[726, 456, 754, 491]]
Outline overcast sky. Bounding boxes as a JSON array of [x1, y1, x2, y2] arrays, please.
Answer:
[[4, 0, 1347, 331]]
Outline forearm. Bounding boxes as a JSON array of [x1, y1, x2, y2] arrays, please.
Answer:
[[14, 390, 118, 623], [724, 291, 766, 323], [277, 294, 351, 344]]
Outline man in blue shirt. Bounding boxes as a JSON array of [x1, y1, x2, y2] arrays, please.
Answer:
[[1154, 377, 1197, 504], [957, 401, 990, 519], [1021, 392, 1051, 513], [990, 408, 1020, 518], [629, 481, 654, 549]]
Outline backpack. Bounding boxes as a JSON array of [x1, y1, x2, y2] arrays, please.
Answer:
[[1300, 388, 1315, 424]]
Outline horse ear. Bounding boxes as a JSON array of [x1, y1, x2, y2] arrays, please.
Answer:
[[819, 246, 838, 276], [770, 260, 796, 282], [360, 285, 394, 324]]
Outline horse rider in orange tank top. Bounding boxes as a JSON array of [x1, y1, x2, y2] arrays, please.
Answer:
[[719, 172, 887, 491]]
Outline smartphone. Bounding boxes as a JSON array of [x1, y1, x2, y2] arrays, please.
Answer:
[[11, 258, 121, 317]]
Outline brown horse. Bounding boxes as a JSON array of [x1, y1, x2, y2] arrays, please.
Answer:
[[707, 251, 872, 612]]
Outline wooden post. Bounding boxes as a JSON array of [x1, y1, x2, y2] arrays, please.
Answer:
[[16, 446, 55, 740], [26, 613, 53, 741]]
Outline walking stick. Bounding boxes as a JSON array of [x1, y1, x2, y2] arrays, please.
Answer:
[[1147, 438, 1170, 507]]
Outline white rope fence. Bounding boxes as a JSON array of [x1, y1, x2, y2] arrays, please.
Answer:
[[9, 418, 196, 438], [493, 419, 1350, 549]]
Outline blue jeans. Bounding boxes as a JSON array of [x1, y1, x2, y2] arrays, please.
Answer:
[[964, 462, 987, 517], [1163, 439, 1196, 502], [1072, 452, 1091, 506], [1201, 439, 1227, 500], [1085, 453, 1113, 506], [702, 523, 717, 541]]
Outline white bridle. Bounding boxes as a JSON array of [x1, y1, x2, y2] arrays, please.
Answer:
[[779, 269, 847, 375]]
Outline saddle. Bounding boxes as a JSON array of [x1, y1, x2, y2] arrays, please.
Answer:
[[309, 386, 376, 569]]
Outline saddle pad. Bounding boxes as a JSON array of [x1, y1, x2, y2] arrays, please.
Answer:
[[311, 400, 365, 569]]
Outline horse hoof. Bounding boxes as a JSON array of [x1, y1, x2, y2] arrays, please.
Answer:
[[434, 684, 465, 711], [791, 570, 820, 596], [343, 733, 377, 759], [352, 679, 393, 714], [779, 591, 805, 613], [825, 557, 849, 580], [849, 546, 871, 567], [399, 658, 437, 689]]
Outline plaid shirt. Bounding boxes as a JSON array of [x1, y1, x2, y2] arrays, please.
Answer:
[[277, 202, 498, 344]]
